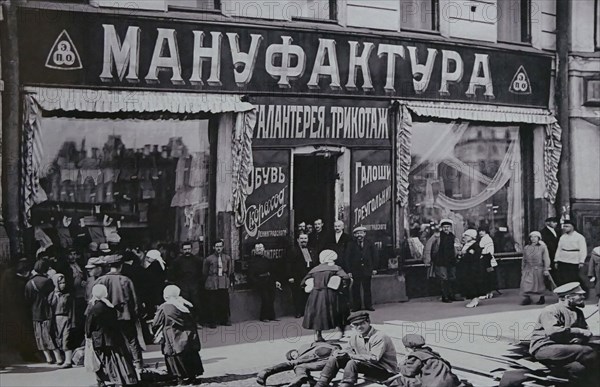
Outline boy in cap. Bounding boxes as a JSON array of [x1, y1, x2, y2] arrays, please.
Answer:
[[386, 334, 461, 387], [314, 311, 398, 387], [529, 282, 599, 386]]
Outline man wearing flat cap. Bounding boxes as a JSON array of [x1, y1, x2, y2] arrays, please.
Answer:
[[94, 254, 144, 371], [540, 217, 560, 266], [314, 311, 398, 387], [555, 220, 588, 292], [432, 219, 460, 303], [529, 282, 599, 386], [344, 226, 379, 311]]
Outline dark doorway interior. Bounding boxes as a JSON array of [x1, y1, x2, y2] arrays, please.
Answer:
[[293, 155, 337, 231]]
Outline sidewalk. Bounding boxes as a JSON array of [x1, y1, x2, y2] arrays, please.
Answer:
[[1, 289, 598, 387]]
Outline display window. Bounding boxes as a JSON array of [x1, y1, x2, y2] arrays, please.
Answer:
[[30, 115, 213, 251], [407, 120, 524, 257]]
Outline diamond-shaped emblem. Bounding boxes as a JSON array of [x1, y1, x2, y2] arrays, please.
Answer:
[[509, 65, 532, 94], [45, 30, 82, 70]]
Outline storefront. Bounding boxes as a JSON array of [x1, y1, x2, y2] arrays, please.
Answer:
[[17, 5, 560, 306]]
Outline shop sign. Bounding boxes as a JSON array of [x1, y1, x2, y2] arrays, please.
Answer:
[[350, 150, 393, 248], [252, 97, 391, 147], [20, 8, 551, 107], [241, 150, 290, 258]]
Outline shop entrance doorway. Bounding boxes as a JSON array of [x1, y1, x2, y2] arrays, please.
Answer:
[[293, 155, 337, 233]]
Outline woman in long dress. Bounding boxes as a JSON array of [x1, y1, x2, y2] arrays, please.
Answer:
[[519, 231, 551, 305], [86, 284, 138, 387], [301, 250, 350, 342], [153, 285, 204, 385], [457, 230, 489, 308]]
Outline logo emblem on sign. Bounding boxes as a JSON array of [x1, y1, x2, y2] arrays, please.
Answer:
[[45, 30, 82, 70], [509, 65, 532, 94]]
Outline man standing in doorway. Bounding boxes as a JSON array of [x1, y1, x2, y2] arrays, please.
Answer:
[[345, 226, 378, 312], [309, 219, 328, 254], [540, 217, 560, 266], [331, 220, 351, 267], [168, 242, 204, 324], [248, 243, 282, 322], [203, 240, 233, 328], [287, 233, 317, 318], [554, 220, 588, 292], [433, 219, 459, 303]]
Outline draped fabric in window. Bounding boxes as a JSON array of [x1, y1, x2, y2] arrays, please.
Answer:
[[408, 121, 523, 253]]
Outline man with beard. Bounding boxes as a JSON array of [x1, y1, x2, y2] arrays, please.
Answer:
[[529, 282, 599, 386], [433, 219, 459, 303], [287, 233, 317, 318], [168, 242, 204, 324], [309, 219, 329, 254]]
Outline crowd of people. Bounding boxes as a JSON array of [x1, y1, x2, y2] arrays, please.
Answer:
[[4, 214, 600, 387]]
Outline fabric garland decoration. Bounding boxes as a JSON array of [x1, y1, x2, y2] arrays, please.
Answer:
[[396, 104, 412, 207], [543, 122, 562, 204], [232, 110, 257, 228]]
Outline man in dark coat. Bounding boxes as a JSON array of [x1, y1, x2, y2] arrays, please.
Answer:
[[539, 217, 559, 266], [287, 233, 317, 318], [330, 220, 351, 266], [168, 242, 204, 324], [94, 254, 144, 371], [248, 242, 282, 322], [309, 219, 329, 254], [344, 226, 378, 311], [433, 219, 459, 303], [203, 239, 233, 328]]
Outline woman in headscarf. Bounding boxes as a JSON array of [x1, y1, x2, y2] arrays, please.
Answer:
[[85, 284, 138, 387], [478, 226, 497, 300], [49, 273, 74, 368], [301, 250, 350, 342], [141, 249, 167, 315], [24, 259, 63, 364], [456, 230, 488, 308], [153, 285, 204, 385], [519, 231, 551, 305]]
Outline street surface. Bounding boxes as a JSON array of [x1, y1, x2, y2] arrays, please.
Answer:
[[1, 289, 598, 387]]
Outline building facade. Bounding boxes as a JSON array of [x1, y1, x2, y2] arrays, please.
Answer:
[[5, 0, 595, 316]]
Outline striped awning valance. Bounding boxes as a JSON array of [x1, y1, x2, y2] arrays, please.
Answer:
[[397, 100, 557, 125], [24, 87, 254, 114]]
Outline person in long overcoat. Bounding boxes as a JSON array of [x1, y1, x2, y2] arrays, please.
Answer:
[[24, 259, 63, 364], [287, 233, 318, 318], [540, 217, 559, 265], [203, 240, 233, 327], [153, 285, 204, 385], [457, 229, 488, 308], [302, 250, 350, 342], [86, 284, 138, 387], [520, 231, 551, 305], [344, 226, 378, 311], [587, 246, 600, 308]]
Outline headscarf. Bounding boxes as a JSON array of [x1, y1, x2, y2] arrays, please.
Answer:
[[52, 273, 66, 293], [319, 249, 338, 265], [90, 284, 114, 308], [529, 231, 542, 244], [163, 285, 193, 314], [461, 229, 478, 253], [145, 249, 166, 270]]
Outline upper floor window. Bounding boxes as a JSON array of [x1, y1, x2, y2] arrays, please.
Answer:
[[400, 0, 439, 31], [497, 0, 531, 43], [168, 0, 221, 11], [221, 0, 336, 21]]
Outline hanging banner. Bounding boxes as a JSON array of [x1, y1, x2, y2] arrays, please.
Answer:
[[241, 149, 290, 259], [19, 8, 551, 107], [351, 149, 393, 249]]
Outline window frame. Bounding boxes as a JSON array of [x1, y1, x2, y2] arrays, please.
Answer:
[[167, 0, 222, 13], [497, 0, 532, 45], [596, 0, 600, 50], [399, 0, 440, 33]]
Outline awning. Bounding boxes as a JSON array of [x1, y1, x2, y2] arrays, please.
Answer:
[[397, 100, 557, 125], [24, 86, 254, 114]]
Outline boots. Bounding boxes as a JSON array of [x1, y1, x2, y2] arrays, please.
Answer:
[[441, 280, 452, 303], [520, 296, 532, 306], [536, 296, 545, 305], [257, 362, 294, 385]]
